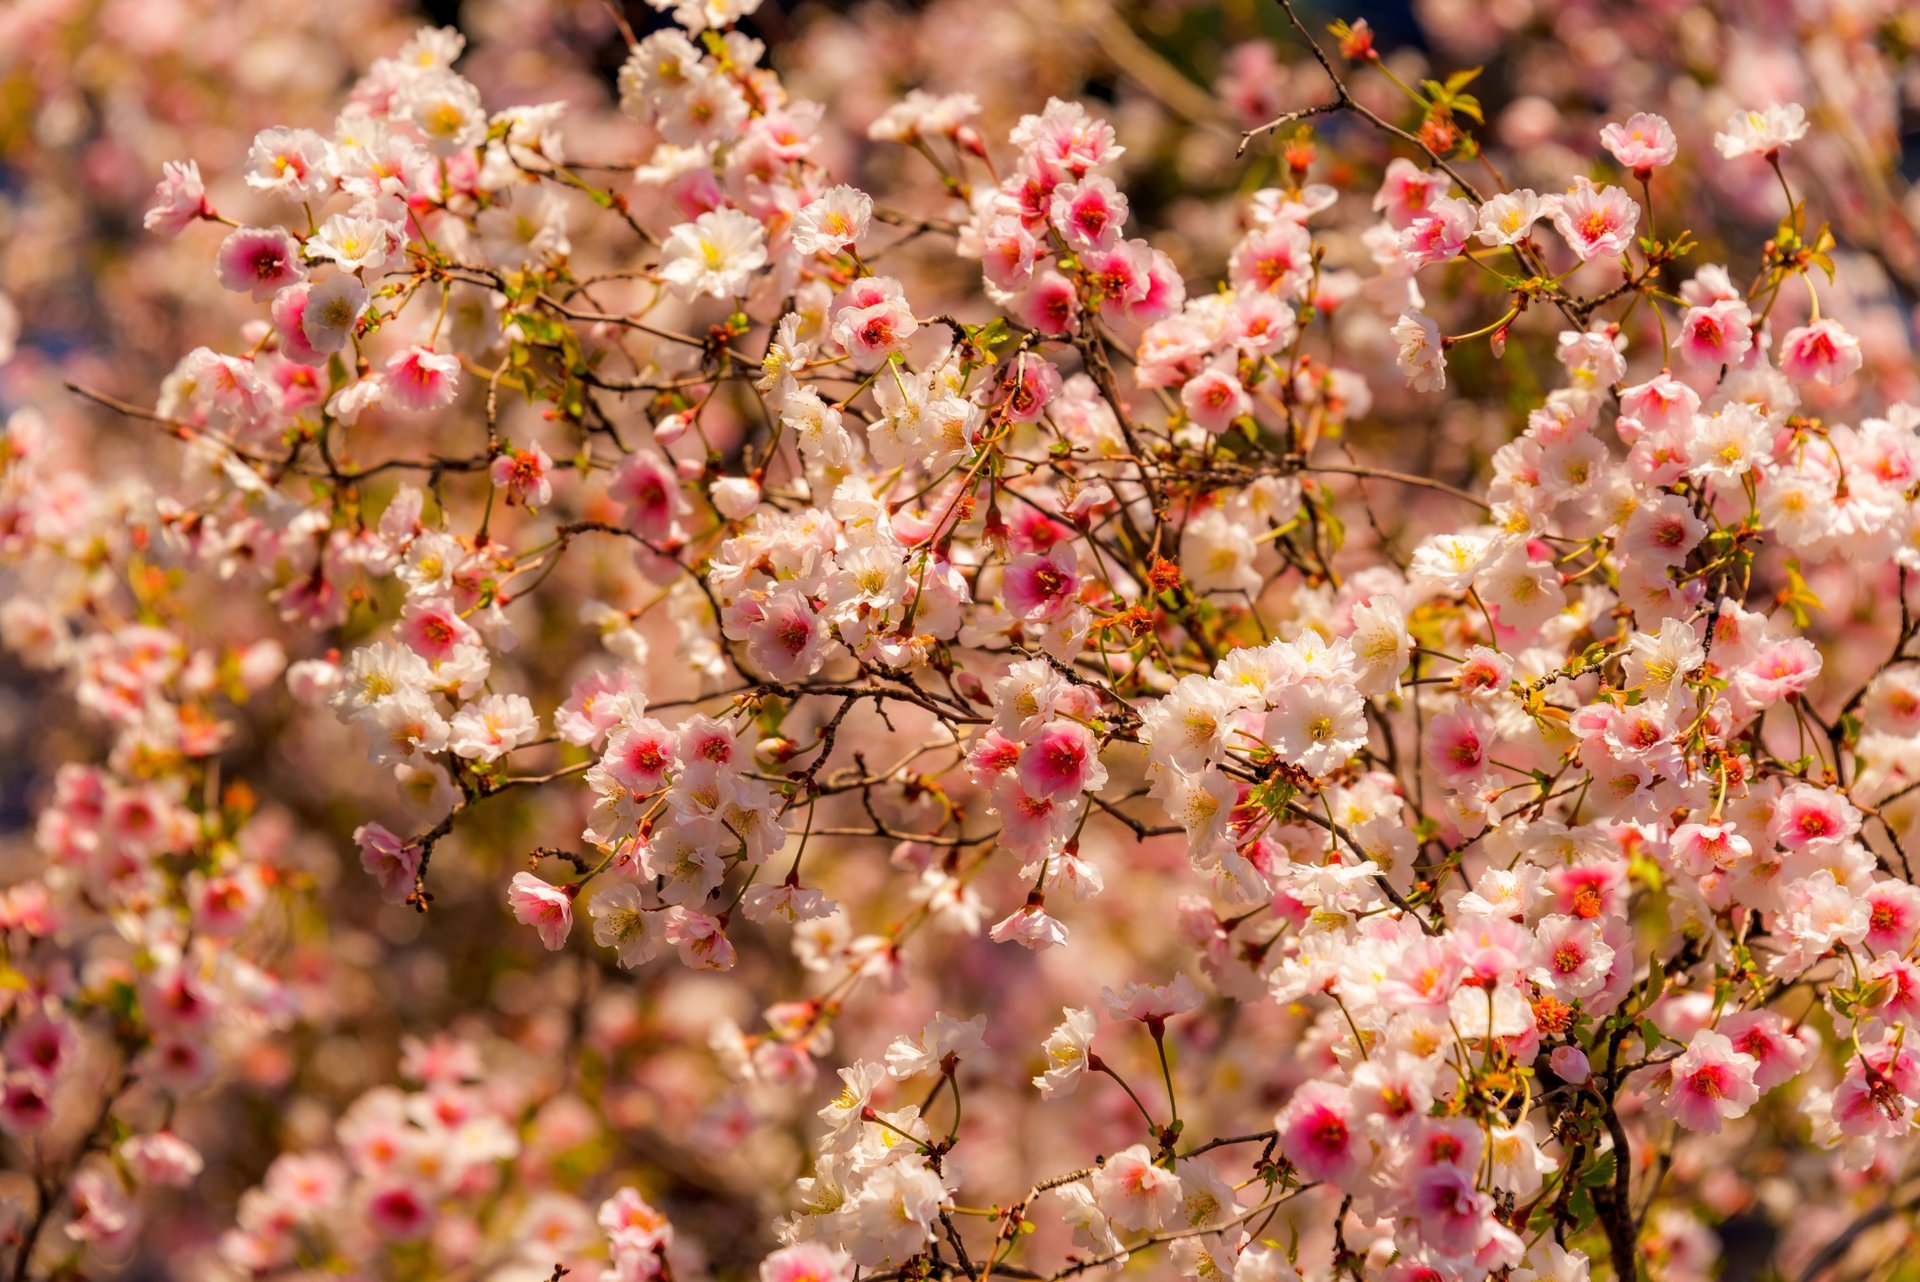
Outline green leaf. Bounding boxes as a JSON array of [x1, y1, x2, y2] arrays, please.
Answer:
[[1581, 1151, 1617, 1187]]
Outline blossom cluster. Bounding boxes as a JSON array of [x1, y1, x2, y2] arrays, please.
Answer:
[[4, 1, 1920, 1281]]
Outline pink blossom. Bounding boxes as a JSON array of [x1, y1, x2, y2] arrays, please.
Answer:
[[1676, 299, 1754, 367], [1779, 319, 1863, 385], [216, 226, 307, 301], [383, 346, 463, 412], [1017, 721, 1106, 799], [1180, 363, 1252, 434], [1599, 113, 1678, 174], [1665, 1029, 1760, 1133], [1552, 177, 1639, 262], [508, 872, 574, 950], [143, 160, 210, 235], [830, 276, 918, 369], [490, 443, 553, 508], [1274, 1080, 1360, 1186]]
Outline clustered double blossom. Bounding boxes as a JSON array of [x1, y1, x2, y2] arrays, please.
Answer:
[[3, 1, 1919, 1281]]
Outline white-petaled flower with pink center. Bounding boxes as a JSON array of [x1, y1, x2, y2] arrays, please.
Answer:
[[1003, 546, 1080, 621], [659, 207, 768, 300], [1391, 310, 1446, 392], [1049, 175, 1129, 253], [1552, 177, 1639, 262], [383, 346, 462, 413], [216, 227, 306, 302], [829, 275, 918, 369], [1599, 112, 1678, 174], [1671, 822, 1751, 875], [1398, 194, 1475, 267], [1274, 1080, 1360, 1186], [246, 126, 332, 201], [1180, 362, 1252, 435], [119, 1131, 205, 1188], [1372, 157, 1450, 228], [731, 588, 830, 682], [1768, 783, 1860, 852], [1090, 1144, 1182, 1233], [144, 160, 210, 235], [1713, 103, 1809, 160], [397, 596, 477, 661], [1717, 1010, 1812, 1091], [507, 872, 574, 951], [1675, 297, 1754, 368], [1665, 1028, 1760, 1133], [603, 718, 678, 793], [1228, 220, 1312, 297], [599, 1186, 673, 1252], [790, 185, 873, 257], [1426, 706, 1494, 785], [1779, 318, 1863, 386], [489, 442, 553, 508]]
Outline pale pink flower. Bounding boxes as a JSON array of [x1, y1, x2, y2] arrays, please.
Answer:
[[1228, 221, 1312, 296], [1599, 113, 1678, 174], [120, 1131, 205, 1188], [490, 442, 553, 508], [1398, 195, 1475, 266], [355, 823, 421, 904], [1180, 363, 1252, 434], [1665, 1029, 1759, 1133], [663, 908, 736, 969], [760, 1244, 854, 1282], [829, 275, 918, 368], [383, 346, 462, 412], [1090, 1144, 1183, 1232], [1552, 177, 1639, 262], [1475, 189, 1548, 247], [1372, 157, 1450, 228], [988, 901, 1070, 951], [1676, 299, 1754, 367], [1049, 175, 1129, 253], [144, 160, 211, 235], [508, 872, 574, 951], [1779, 319, 1862, 386]]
